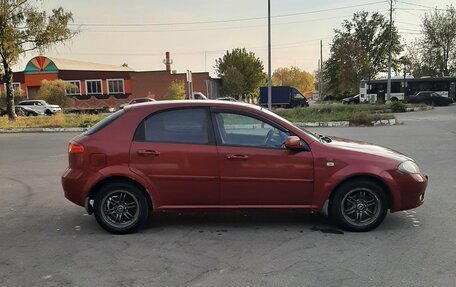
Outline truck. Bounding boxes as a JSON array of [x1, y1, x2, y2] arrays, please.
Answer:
[[259, 86, 309, 108]]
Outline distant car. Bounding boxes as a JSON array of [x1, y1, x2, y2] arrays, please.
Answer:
[[0, 106, 42, 116], [216, 97, 241, 102], [62, 100, 427, 234], [18, 100, 61, 115], [407, 92, 454, 106], [342, 94, 360, 104], [16, 106, 41, 116], [119, 98, 156, 109]]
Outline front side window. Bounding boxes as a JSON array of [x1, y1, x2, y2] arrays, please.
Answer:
[[86, 80, 103, 95], [214, 112, 289, 148], [107, 79, 125, 94], [139, 108, 210, 144], [65, 81, 81, 96]]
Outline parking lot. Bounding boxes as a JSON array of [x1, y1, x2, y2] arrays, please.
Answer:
[[0, 105, 455, 287]]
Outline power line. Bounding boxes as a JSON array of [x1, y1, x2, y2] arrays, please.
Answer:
[[396, 1, 440, 9], [81, 14, 356, 33], [69, 1, 386, 27]]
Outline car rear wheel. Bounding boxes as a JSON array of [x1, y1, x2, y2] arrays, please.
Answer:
[[93, 182, 149, 234], [329, 180, 387, 232]]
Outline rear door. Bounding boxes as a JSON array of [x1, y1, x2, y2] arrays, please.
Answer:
[[129, 108, 220, 207]]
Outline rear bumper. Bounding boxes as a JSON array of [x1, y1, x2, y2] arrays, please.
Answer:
[[62, 167, 102, 207]]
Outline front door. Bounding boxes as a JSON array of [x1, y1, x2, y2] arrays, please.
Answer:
[[129, 108, 219, 207], [212, 111, 314, 206]]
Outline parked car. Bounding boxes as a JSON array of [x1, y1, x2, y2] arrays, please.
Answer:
[[18, 100, 61, 115], [16, 106, 42, 116], [342, 94, 360, 104], [407, 92, 454, 106], [192, 92, 208, 100], [62, 101, 427, 234], [259, 86, 309, 108], [119, 98, 156, 109], [0, 106, 42, 116]]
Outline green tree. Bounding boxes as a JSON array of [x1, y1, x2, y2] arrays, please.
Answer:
[[323, 11, 402, 98], [272, 66, 314, 93], [421, 5, 456, 76], [0, 0, 75, 121], [35, 79, 73, 108], [166, 80, 186, 100], [215, 48, 264, 99]]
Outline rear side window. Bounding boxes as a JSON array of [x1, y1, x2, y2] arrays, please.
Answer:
[[84, 110, 124, 135], [135, 108, 210, 144]]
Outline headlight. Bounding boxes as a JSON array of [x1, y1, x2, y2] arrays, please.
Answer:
[[398, 161, 420, 174]]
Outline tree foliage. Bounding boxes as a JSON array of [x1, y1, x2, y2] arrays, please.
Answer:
[[215, 48, 264, 98], [323, 11, 402, 99], [35, 79, 72, 108], [166, 80, 186, 100], [0, 0, 75, 120], [421, 5, 456, 76], [272, 66, 314, 93]]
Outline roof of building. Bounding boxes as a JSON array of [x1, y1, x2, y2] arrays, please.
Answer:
[[24, 56, 133, 73], [48, 57, 133, 72]]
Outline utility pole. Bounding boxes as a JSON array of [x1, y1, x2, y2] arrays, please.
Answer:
[[319, 40, 323, 100], [387, 0, 393, 102], [267, 0, 272, 110]]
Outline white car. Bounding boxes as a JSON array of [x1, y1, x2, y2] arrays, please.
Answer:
[[18, 100, 61, 115]]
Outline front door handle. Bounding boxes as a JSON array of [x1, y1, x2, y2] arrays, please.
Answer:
[[137, 150, 160, 157], [226, 154, 249, 160]]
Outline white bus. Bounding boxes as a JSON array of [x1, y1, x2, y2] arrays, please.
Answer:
[[359, 77, 456, 103]]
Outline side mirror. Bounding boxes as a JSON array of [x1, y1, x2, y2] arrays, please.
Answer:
[[285, 136, 302, 150]]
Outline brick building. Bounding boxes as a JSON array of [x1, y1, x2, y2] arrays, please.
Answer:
[[0, 52, 220, 110]]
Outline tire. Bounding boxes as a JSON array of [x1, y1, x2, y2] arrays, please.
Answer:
[[390, 97, 398, 102], [329, 180, 388, 232], [45, 109, 53, 115], [93, 182, 150, 234]]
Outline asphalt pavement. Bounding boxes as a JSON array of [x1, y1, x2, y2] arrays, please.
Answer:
[[0, 105, 455, 286]]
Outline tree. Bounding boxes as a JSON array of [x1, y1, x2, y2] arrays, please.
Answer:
[[166, 80, 186, 100], [35, 79, 73, 108], [215, 48, 264, 99], [323, 11, 402, 98], [421, 5, 456, 76], [0, 0, 75, 121], [272, 66, 314, 93]]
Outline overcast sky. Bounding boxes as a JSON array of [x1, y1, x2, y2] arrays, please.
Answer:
[[14, 0, 454, 77]]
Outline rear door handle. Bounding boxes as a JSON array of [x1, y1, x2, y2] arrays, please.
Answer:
[[226, 154, 249, 160], [137, 150, 160, 156]]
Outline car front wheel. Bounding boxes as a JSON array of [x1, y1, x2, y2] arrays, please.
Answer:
[[93, 182, 149, 234], [329, 180, 387, 232]]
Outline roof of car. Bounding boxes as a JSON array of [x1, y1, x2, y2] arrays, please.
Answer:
[[125, 100, 262, 112]]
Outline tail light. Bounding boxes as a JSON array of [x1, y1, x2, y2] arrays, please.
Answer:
[[69, 142, 85, 154]]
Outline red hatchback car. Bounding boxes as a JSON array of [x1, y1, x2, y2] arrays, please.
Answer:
[[62, 101, 427, 234]]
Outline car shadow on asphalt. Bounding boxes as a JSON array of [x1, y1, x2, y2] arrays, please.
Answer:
[[145, 211, 346, 234]]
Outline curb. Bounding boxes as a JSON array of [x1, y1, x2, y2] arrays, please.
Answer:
[[0, 127, 85, 133]]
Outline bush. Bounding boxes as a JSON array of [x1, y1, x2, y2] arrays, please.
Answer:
[[390, 101, 407, 113]]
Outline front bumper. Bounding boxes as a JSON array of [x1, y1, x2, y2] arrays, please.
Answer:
[[387, 170, 428, 212]]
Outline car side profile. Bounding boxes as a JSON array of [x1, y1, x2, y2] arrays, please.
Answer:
[[62, 101, 427, 234], [407, 91, 454, 106], [18, 100, 61, 115]]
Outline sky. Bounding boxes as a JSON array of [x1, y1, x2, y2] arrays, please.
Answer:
[[14, 0, 455, 77]]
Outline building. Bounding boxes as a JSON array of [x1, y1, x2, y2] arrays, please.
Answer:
[[0, 52, 220, 110]]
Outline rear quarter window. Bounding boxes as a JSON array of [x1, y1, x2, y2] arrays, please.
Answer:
[[84, 110, 125, 135]]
